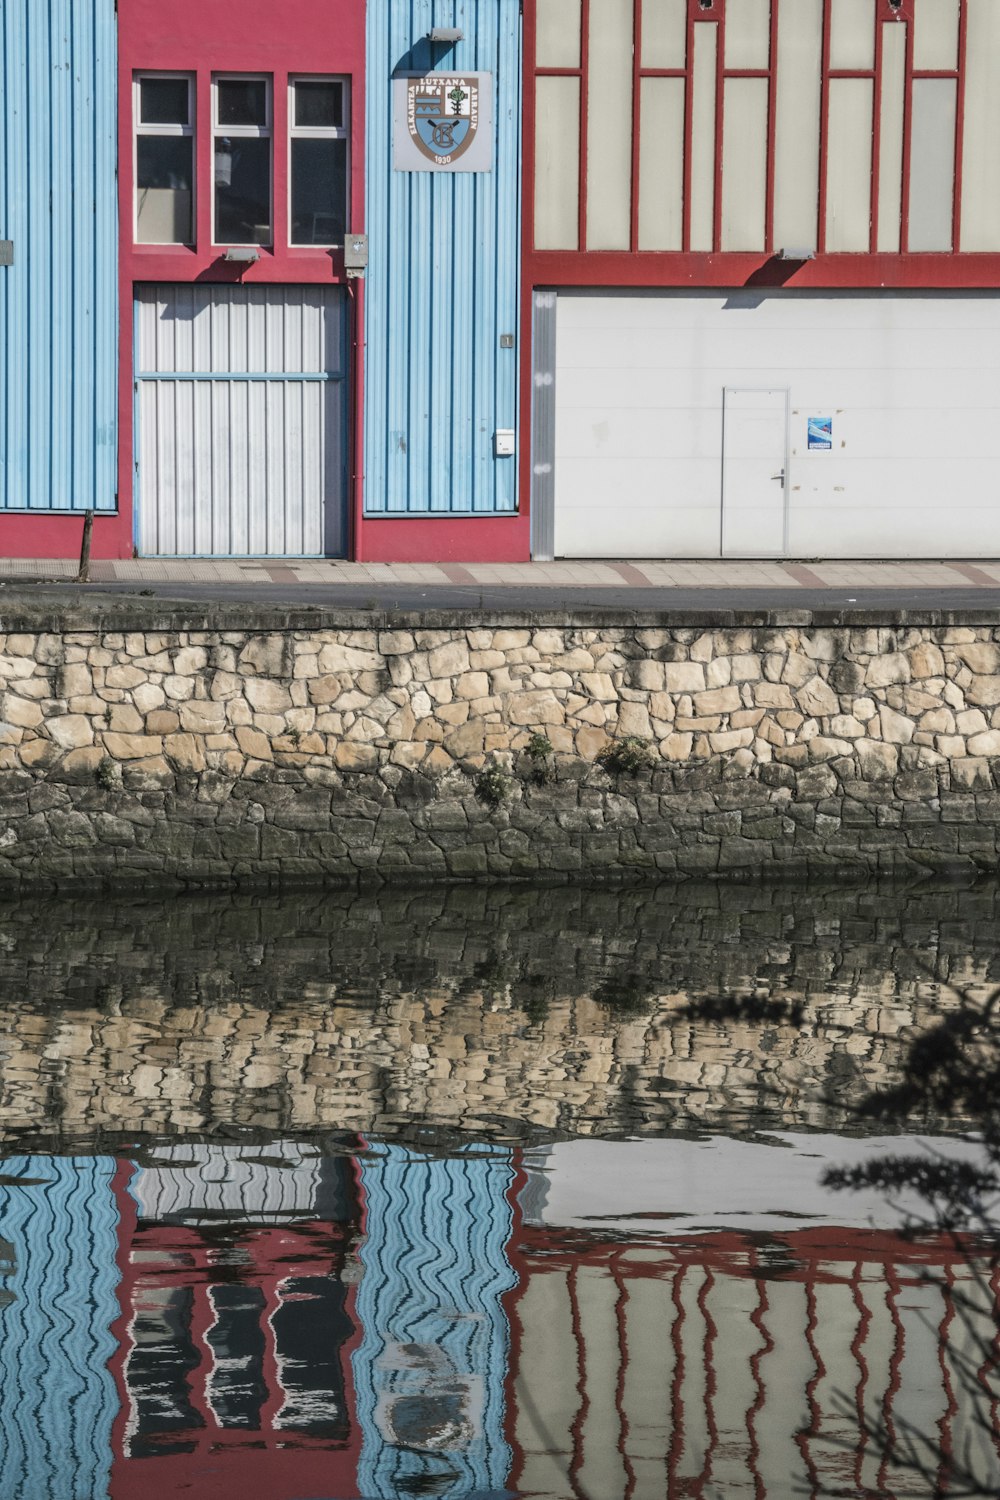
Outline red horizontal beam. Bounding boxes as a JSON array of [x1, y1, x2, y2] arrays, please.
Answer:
[[525, 249, 1000, 289]]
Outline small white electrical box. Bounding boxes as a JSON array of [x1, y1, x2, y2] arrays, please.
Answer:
[[344, 233, 368, 279], [494, 429, 516, 457]]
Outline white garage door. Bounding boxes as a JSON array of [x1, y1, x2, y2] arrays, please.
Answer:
[[137, 285, 348, 557], [553, 290, 1000, 559]]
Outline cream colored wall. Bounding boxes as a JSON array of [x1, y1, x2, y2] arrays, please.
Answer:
[[534, 0, 996, 255]]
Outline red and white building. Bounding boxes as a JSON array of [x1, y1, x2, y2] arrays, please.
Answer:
[[523, 0, 1000, 559], [4, 0, 1000, 561]]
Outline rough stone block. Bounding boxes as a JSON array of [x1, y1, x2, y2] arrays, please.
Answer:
[[101, 735, 164, 762], [47, 715, 94, 750], [879, 706, 915, 745], [908, 642, 945, 679], [693, 686, 740, 716], [856, 740, 899, 779], [177, 701, 226, 735], [334, 743, 379, 772], [3, 697, 42, 729], [663, 663, 706, 693], [966, 675, 1000, 707], [797, 676, 839, 716], [957, 643, 1000, 675]]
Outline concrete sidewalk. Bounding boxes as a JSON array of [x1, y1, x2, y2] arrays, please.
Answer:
[[3, 555, 1000, 590]]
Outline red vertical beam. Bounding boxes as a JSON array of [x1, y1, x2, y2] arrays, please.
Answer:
[[666, 1267, 688, 1493], [200, 72, 217, 253], [953, 0, 968, 251], [816, 0, 833, 255], [876, 1263, 906, 1494], [870, 14, 885, 251], [630, 0, 644, 253], [271, 71, 289, 253], [712, 5, 728, 252], [187, 1276, 219, 1438], [795, 1277, 825, 1499], [349, 278, 365, 559], [109, 1158, 141, 1473], [977, 1263, 1000, 1445], [747, 1255, 774, 1500], [258, 1275, 288, 1435], [520, 1, 538, 554], [764, 0, 780, 254], [501, 1147, 531, 1492], [898, 6, 915, 252], [579, 0, 591, 252], [566, 1265, 591, 1495], [935, 1265, 959, 1496], [849, 1260, 874, 1493], [682, 9, 696, 251], [610, 1252, 637, 1500], [696, 1266, 720, 1492]]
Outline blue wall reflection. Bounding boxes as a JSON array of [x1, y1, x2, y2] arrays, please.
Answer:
[[353, 1146, 517, 1500]]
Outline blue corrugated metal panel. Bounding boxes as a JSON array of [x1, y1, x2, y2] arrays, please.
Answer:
[[0, 1156, 121, 1500], [365, 1, 521, 515], [353, 1146, 516, 1499], [0, 2, 118, 513]]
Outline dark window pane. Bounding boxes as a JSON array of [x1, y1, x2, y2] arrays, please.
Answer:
[[140, 77, 189, 126], [290, 137, 347, 244], [294, 80, 343, 129], [217, 79, 268, 127], [137, 136, 193, 243], [215, 136, 271, 244]]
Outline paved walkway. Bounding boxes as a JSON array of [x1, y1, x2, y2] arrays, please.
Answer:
[[3, 556, 1000, 589]]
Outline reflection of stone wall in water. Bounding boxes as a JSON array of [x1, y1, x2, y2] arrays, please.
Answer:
[[0, 883, 995, 1147]]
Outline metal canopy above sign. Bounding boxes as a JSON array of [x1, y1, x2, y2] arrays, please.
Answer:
[[393, 73, 493, 172]]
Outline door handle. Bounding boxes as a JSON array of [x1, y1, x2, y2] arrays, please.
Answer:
[[771, 469, 785, 487]]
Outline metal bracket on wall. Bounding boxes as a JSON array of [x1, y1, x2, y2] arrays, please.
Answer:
[[0, 242, 12, 267]]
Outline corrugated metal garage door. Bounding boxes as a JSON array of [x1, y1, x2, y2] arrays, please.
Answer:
[[136, 285, 348, 556], [551, 290, 1000, 559]]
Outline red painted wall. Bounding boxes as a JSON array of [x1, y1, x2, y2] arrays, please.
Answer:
[[117, 0, 367, 561]]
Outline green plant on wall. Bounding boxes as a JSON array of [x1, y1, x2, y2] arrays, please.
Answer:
[[474, 759, 513, 810], [524, 732, 554, 786], [597, 736, 653, 776], [94, 757, 117, 790]]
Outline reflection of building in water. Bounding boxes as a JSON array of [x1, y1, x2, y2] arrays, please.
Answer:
[[0, 1157, 121, 1500], [109, 1141, 365, 1500], [352, 1145, 517, 1500], [509, 1144, 1000, 1500], [0, 1135, 997, 1499]]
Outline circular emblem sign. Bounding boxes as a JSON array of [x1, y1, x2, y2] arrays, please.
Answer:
[[407, 75, 480, 167]]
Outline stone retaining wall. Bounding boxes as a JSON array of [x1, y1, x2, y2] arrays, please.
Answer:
[[0, 603, 999, 884]]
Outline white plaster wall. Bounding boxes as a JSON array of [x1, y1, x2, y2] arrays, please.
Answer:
[[553, 289, 1000, 558]]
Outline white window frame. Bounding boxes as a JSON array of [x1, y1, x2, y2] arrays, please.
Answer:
[[288, 75, 351, 248], [212, 74, 273, 247], [133, 72, 196, 246]]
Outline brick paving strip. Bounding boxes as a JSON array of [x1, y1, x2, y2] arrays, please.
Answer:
[[1, 557, 999, 590]]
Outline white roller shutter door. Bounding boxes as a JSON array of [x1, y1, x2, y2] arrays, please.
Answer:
[[136, 284, 348, 557]]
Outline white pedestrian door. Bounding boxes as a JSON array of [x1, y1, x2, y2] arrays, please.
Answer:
[[721, 389, 789, 557], [136, 284, 348, 557]]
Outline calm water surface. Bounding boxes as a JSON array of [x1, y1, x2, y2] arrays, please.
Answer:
[[0, 881, 997, 1499]]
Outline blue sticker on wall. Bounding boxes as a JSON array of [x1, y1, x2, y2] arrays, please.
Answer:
[[808, 417, 832, 450]]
